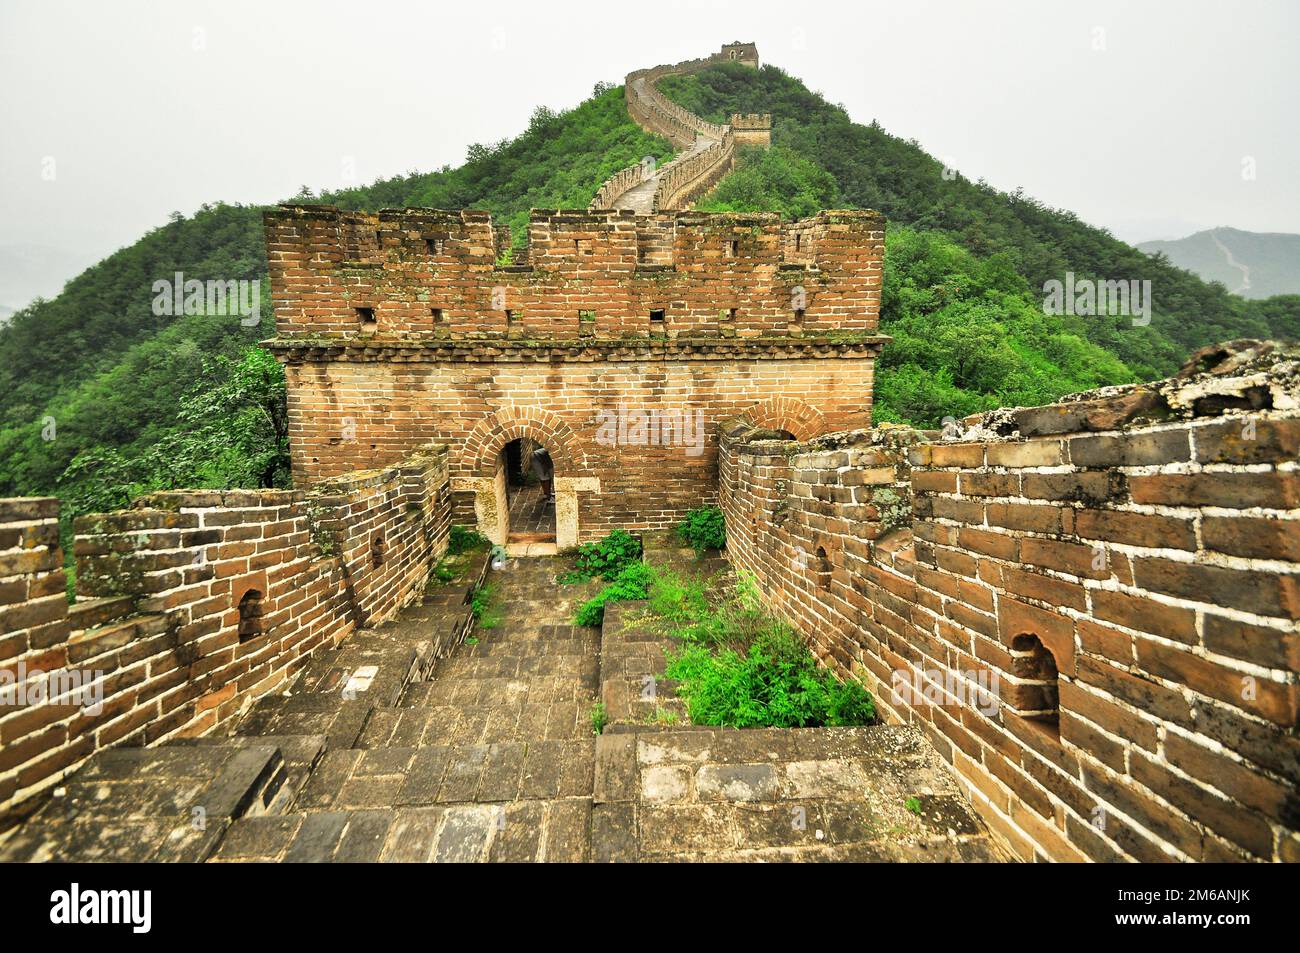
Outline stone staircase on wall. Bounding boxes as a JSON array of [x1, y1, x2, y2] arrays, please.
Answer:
[[0, 546, 1003, 862], [591, 46, 770, 214]]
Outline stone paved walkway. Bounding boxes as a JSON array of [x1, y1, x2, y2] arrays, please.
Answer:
[[0, 550, 1005, 862], [610, 76, 718, 213], [507, 482, 556, 540]]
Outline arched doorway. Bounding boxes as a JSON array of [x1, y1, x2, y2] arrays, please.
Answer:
[[453, 407, 599, 553], [503, 437, 556, 545]]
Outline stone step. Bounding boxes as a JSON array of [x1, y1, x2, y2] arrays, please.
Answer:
[[413, 672, 597, 708], [171, 733, 327, 815], [235, 693, 374, 751], [291, 741, 595, 811], [589, 724, 1007, 863], [458, 633, 599, 658], [210, 798, 592, 863], [0, 743, 290, 862], [431, 654, 599, 681], [357, 697, 598, 747]]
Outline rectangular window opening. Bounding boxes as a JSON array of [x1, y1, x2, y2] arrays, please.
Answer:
[[650, 309, 665, 323]]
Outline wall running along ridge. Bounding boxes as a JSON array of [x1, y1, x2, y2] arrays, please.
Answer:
[[591, 43, 771, 212], [263, 204, 886, 544], [0, 446, 451, 818], [719, 341, 1300, 862]]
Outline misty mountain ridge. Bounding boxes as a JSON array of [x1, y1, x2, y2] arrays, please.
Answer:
[[1138, 227, 1300, 299]]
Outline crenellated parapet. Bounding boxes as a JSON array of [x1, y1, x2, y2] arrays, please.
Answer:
[[263, 204, 885, 343], [0, 446, 453, 816], [730, 113, 772, 148]]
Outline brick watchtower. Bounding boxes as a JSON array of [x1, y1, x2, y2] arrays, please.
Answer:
[[720, 42, 760, 68], [264, 206, 886, 546]]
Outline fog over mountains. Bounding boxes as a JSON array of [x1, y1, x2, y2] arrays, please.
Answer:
[[0, 243, 96, 314], [1138, 227, 1300, 299]]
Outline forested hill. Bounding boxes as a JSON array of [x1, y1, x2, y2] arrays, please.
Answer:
[[0, 85, 669, 513], [1, 63, 1295, 528], [656, 63, 1297, 388]]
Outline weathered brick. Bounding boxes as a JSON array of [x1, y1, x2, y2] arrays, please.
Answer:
[[1133, 557, 1300, 619], [1194, 417, 1300, 464], [1202, 515, 1300, 561], [1135, 636, 1298, 726], [1089, 588, 1197, 642], [1068, 429, 1190, 467], [1129, 472, 1300, 509], [985, 440, 1063, 468], [1203, 613, 1300, 671], [1071, 508, 1196, 550]]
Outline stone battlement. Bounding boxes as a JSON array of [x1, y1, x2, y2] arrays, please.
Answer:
[[264, 205, 885, 342], [731, 113, 772, 148]]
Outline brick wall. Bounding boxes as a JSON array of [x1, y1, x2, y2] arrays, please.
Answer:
[[265, 204, 885, 543], [0, 446, 450, 818], [285, 352, 876, 540], [720, 347, 1300, 862], [265, 207, 882, 341]]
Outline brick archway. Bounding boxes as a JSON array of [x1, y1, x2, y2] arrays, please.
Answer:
[[460, 407, 584, 477], [742, 397, 826, 442], [456, 407, 593, 550]]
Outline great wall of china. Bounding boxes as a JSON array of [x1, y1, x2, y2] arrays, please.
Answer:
[[0, 44, 1296, 864], [590, 42, 770, 214]]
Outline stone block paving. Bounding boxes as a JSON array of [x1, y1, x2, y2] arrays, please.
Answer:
[[507, 482, 556, 539], [0, 745, 290, 862], [210, 556, 605, 862], [592, 726, 1004, 862], [1, 551, 1006, 862]]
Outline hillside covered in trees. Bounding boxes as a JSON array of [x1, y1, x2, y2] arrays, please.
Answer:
[[1, 64, 1295, 539], [657, 63, 1298, 422]]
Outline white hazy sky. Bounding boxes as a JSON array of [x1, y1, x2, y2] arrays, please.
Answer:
[[1, 0, 1297, 284]]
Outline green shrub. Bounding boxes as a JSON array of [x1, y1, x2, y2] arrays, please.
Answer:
[[449, 525, 490, 555], [573, 562, 656, 626], [664, 627, 874, 728], [646, 568, 874, 728], [676, 506, 726, 555], [589, 701, 608, 735], [470, 582, 501, 629], [565, 528, 642, 583]]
